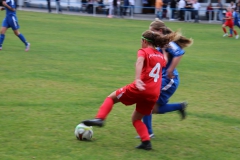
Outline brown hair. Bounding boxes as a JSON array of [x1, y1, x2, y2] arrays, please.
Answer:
[[142, 30, 181, 48], [149, 19, 193, 48]]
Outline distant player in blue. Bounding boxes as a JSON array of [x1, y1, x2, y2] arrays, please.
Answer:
[[136, 19, 193, 138], [229, 8, 240, 38], [0, 0, 30, 51]]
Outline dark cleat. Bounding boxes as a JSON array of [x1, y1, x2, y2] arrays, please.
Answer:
[[136, 141, 152, 150], [179, 102, 188, 120], [82, 118, 104, 127]]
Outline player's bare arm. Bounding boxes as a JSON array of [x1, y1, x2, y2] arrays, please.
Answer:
[[167, 56, 183, 79], [2, 1, 15, 11], [135, 56, 145, 91], [162, 48, 169, 64]]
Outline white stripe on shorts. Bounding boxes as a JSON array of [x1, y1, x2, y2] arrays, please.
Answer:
[[12, 16, 17, 28], [162, 79, 174, 91]]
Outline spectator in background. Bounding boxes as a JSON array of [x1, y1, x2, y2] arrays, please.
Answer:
[[162, 0, 169, 19], [206, 3, 214, 20], [113, 0, 118, 16], [119, 0, 124, 17], [46, 0, 51, 13], [178, 0, 185, 21], [155, 0, 163, 19], [86, 0, 94, 14], [129, 0, 135, 16], [236, 0, 240, 16], [170, 0, 177, 20], [81, 0, 87, 12], [216, 0, 224, 21], [184, 0, 193, 22], [107, 0, 113, 18], [123, 0, 129, 16], [229, 1, 236, 10], [55, 0, 62, 13], [193, 0, 201, 23]]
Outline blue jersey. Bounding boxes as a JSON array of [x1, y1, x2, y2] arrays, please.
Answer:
[[158, 42, 185, 78], [233, 11, 239, 23], [2, 0, 19, 30], [4, 0, 17, 16], [156, 42, 185, 105], [232, 11, 240, 27]]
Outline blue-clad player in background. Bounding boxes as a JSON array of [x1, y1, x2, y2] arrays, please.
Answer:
[[0, 0, 30, 51], [229, 8, 240, 38], [136, 19, 193, 138]]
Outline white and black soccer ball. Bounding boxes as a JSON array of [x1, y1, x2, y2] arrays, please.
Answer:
[[74, 123, 93, 141]]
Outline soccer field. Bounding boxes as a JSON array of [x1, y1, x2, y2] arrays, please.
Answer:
[[0, 11, 240, 160]]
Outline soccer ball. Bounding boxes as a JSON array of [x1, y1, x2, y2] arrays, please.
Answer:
[[74, 123, 93, 141]]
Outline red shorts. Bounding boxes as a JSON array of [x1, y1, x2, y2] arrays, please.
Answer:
[[225, 22, 233, 28], [116, 85, 156, 115]]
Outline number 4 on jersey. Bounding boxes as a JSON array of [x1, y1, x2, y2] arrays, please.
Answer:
[[149, 63, 161, 82]]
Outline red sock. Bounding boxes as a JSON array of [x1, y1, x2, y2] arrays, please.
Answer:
[[133, 120, 150, 141], [223, 28, 227, 33], [95, 97, 114, 120], [234, 30, 238, 35]]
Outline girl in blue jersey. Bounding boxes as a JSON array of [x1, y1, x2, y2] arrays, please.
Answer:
[[0, 0, 30, 51], [136, 19, 193, 138], [229, 8, 240, 39]]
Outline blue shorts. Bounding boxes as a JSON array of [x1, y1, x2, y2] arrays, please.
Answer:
[[234, 21, 240, 28], [2, 15, 20, 30], [156, 76, 179, 105]]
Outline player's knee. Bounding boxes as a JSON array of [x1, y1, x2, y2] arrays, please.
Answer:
[[13, 30, 20, 36]]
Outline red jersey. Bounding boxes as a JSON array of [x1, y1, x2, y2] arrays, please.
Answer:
[[225, 11, 233, 24], [128, 48, 166, 101]]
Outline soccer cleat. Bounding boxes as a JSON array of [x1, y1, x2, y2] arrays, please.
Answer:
[[0, 46, 2, 50], [223, 33, 228, 37], [136, 141, 152, 150], [228, 35, 233, 37], [82, 118, 104, 127], [236, 35, 239, 39], [135, 133, 155, 139], [179, 102, 188, 120], [25, 43, 30, 52]]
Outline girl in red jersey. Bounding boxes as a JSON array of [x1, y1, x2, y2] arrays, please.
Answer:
[[222, 7, 239, 39], [82, 30, 181, 150]]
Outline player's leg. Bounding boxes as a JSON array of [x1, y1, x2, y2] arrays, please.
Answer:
[[82, 90, 119, 127], [13, 29, 30, 51], [0, 17, 10, 50], [10, 15, 30, 51], [0, 27, 8, 50], [229, 28, 233, 37], [140, 78, 176, 135], [158, 102, 188, 120], [142, 114, 154, 137], [229, 24, 239, 39], [152, 77, 187, 119], [133, 102, 154, 150], [230, 25, 239, 39], [222, 24, 228, 37]]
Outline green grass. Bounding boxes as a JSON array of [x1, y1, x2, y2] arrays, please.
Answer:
[[0, 11, 240, 160]]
